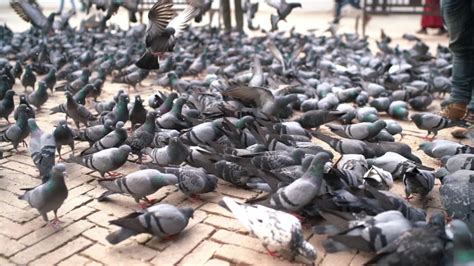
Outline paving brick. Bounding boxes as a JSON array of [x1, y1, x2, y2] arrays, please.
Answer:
[[216, 184, 260, 199], [322, 250, 357, 266], [31, 237, 93, 265], [12, 220, 94, 264], [2, 161, 39, 177], [0, 256, 15, 266], [0, 169, 40, 188], [113, 241, 158, 262], [68, 183, 96, 198], [0, 201, 39, 223], [81, 244, 150, 266], [186, 209, 208, 229], [211, 230, 265, 253], [0, 216, 42, 239], [350, 252, 372, 266], [0, 188, 29, 209], [203, 259, 231, 266], [214, 244, 292, 265], [204, 214, 246, 233], [57, 254, 94, 266], [88, 199, 135, 217], [61, 194, 94, 215], [87, 211, 117, 228], [82, 226, 111, 246], [199, 203, 233, 218], [149, 223, 215, 265], [0, 233, 26, 257], [179, 240, 222, 265]]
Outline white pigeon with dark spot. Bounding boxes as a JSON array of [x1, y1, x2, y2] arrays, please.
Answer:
[[220, 196, 316, 263]]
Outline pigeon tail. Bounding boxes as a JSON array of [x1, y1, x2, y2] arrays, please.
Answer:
[[322, 239, 350, 253], [106, 228, 137, 245], [136, 52, 160, 70], [313, 224, 340, 235]]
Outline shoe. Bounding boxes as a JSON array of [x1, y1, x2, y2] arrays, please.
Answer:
[[463, 110, 474, 124], [440, 102, 467, 120], [451, 128, 467, 139], [435, 28, 447, 35], [417, 28, 427, 34]]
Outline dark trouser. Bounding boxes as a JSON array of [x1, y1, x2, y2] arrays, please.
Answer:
[[334, 0, 361, 23], [442, 0, 474, 110]]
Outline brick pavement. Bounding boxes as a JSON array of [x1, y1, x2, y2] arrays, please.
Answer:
[[0, 8, 457, 266]]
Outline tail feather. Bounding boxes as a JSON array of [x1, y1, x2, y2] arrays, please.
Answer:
[[98, 179, 122, 194], [136, 52, 160, 70], [313, 225, 341, 235], [105, 228, 137, 245], [322, 239, 350, 253]]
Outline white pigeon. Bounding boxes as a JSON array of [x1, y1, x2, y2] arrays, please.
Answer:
[[220, 197, 316, 263]]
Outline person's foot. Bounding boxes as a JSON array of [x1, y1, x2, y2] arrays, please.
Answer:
[[417, 28, 427, 34], [440, 102, 467, 120], [451, 128, 467, 139], [436, 28, 447, 35]]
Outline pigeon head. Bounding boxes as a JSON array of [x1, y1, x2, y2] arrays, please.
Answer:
[[179, 207, 195, 220], [428, 212, 446, 228], [391, 106, 409, 120], [297, 241, 317, 263], [52, 163, 67, 176], [116, 121, 125, 128], [409, 113, 422, 125], [445, 220, 473, 249], [119, 145, 132, 154], [4, 90, 15, 98], [104, 119, 114, 128]]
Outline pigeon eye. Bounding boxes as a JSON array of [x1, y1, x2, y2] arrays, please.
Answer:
[[257, 219, 263, 223]]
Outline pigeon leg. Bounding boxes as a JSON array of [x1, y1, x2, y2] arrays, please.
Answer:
[[139, 197, 158, 209], [404, 195, 414, 201], [107, 171, 123, 177], [263, 246, 279, 258], [188, 195, 202, 203], [6, 117, 11, 124]]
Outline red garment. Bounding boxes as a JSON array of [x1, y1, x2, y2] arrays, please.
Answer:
[[421, 0, 443, 28]]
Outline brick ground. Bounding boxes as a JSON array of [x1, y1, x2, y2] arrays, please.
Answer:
[[0, 7, 457, 266]]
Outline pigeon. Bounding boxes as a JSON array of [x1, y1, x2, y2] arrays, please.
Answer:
[[318, 210, 413, 253], [367, 152, 431, 179], [106, 203, 194, 244], [73, 119, 114, 146], [143, 137, 190, 166], [366, 212, 448, 265], [159, 165, 218, 197], [267, 152, 329, 211], [21, 64, 36, 91], [27, 81, 48, 109], [97, 169, 178, 204], [265, 0, 302, 31], [136, 0, 198, 70], [312, 131, 368, 155], [444, 219, 474, 264], [125, 111, 157, 162], [155, 98, 190, 129], [68, 145, 131, 177], [28, 118, 56, 176], [0, 104, 30, 150], [80, 121, 128, 156], [439, 171, 474, 228], [410, 113, 464, 138], [0, 90, 15, 123], [220, 197, 316, 263], [326, 120, 387, 140], [10, 0, 56, 34], [53, 119, 75, 160], [64, 91, 96, 129], [402, 167, 435, 199], [222, 86, 299, 117], [18, 164, 68, 226], [129, 95, 147, 130], [41, 68, 57, 93], [294, 110, 346, 129]]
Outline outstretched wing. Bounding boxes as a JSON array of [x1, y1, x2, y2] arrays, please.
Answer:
[[10, 0, 47, 28], [148, 0, 174, 34], [168, 5, 199, 38]]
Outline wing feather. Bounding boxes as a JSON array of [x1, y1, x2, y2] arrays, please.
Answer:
[[148, 0, 175, 33], [168, 5, 199, 37]]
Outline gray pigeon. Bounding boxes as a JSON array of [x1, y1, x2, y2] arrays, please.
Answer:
[[161, 165, 218, 197], [135, 0, 198, 70], [0, 105, 30, 150], [27, 81, 48, 109], [73, 119, 114, 146], [265, 0, 302, 31], [366, 212, 448, 266], [367, 152, 431, 179], [28, 118, 56, 176], [220, 197, 316, 263], [326, 120, 387, 140], [125, 111, 157, 162], [143, 137, 190, 166], [18, 164, 68, 226], [106, 203, 194, 244], [68, 145, 131, 177], [98, 169, 178, 205], [319, 210, 413, 253], [402, 167, 435, 199], [269, 152, 329, 211], [53, 119, 75, 160], [80, 121, 127, 156], [410, 113, 464, 139], [312, 131, 367, 155], [439, 171, 474, 229], [65, 91, 96, 129], [0, 90, 15, 123]]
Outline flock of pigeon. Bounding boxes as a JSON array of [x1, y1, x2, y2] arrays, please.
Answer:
[[0, 0, 473, 265]]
